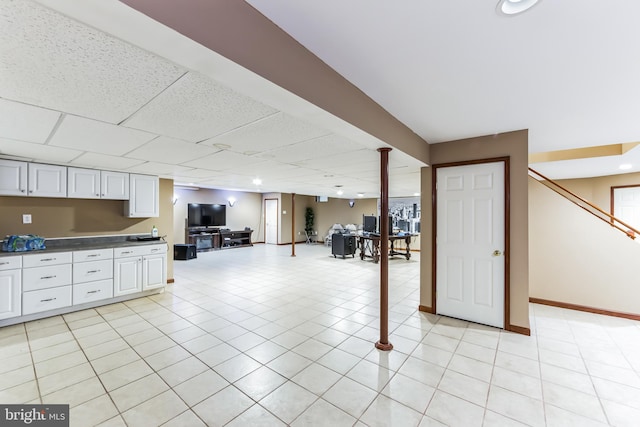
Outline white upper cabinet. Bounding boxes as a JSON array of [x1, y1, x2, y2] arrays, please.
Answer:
[[28, 163, 67, 198], [0, 159, 28, 196], [101, 171, 129, 200], [67, 168, 129, 200], [125, 174, 159, 217], [68, 167, 101, 199]]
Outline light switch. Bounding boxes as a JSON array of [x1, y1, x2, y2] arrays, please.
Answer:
[[22, 214, 32, 224]]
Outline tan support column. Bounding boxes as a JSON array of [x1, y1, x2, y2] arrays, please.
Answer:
[[376, 147, 393, 351], [291, 193, 296, 257]]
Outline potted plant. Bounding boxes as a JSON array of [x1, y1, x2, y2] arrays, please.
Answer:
[[305, 207, 314, 235]]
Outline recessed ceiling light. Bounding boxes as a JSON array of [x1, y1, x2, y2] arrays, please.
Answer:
[[496, 0, 541, 16], [413, 193, 421, 197], [336, 190, 344, 196], [357, 193, 364, 198], [252, 178, 262, 186], [619, 164, 632, 170]]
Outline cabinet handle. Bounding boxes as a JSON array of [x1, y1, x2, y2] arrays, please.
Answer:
[[87, 269, 100, 274], [96, 193, 99, 197], [20, 189, 25, 193], [87, 290, 101, 294], [40, 275, 56, 280], [40, 297, 57, 302], [40, 258, 56, 262], [151, 249, 159, 253], [87, 254, 99, 258], [0, 262, 8, 265], [121, 251, 132, 255]]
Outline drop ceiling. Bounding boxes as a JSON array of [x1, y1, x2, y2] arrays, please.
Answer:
[[2, 0, 638, 202], [246, 0, 640, 180], [0, 0, 425, 199]]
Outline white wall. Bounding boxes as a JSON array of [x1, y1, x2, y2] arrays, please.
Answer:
[[529, 177, 640, 315]]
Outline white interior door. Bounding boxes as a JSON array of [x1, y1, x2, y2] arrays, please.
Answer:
[[436, 161, 505, 328], [613, 186, 640, 231], [265, 199, 278, 244]]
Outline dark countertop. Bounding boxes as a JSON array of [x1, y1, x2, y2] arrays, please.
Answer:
[[0, 234, 168, 257]]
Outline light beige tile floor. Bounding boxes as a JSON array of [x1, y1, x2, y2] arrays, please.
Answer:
[[2, 243, 640, 426]]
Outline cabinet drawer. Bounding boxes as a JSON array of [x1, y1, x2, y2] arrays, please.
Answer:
[[73, 259, 113, 284], [73, 279, 113, 305], [73, 248, 113, 263], [0, 256, 21, 271], [23, 285, 72, 315], [23, 264, 72, 292], [114, 244, 166, 258], [23, 252, 72, 268]]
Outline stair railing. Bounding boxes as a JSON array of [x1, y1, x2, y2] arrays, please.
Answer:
[[528, 167, 639, 240]]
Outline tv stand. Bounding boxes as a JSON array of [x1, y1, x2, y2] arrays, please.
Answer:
[[186, 228, 252, 251]]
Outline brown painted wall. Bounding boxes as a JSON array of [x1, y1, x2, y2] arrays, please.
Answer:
[[421, 130, 529, 331], [0, 178, 175, 280]]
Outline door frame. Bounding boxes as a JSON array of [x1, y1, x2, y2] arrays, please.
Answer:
[[264, 198, 279, 244], [432, 157, 511, 330]]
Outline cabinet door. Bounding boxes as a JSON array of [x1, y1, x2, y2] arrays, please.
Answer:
[[142, 254, 166, 291], [28, 163, 67, 197], [101, 171, 129, 200], [0, 269, 21, 320], [113, 257, 142, 297], [125, 174, 159, 217], [68, 167, 101, 199], [0, 159, 27, 196]]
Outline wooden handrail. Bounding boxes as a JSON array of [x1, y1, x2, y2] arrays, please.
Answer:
[[528, 167, 640, 239]]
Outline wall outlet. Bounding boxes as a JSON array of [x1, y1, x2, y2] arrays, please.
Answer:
[[22, 214, 32, 224]]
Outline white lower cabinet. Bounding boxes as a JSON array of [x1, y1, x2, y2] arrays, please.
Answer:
[[22, 252, 72, 316], [142, 253, 166, 291], [0, 243, 166, 323], [73, 279, 113, 305], [114, 256, 142, 297], [0, 269, 22, 320], [23, 285, 72, 315], [73, 249, 114, 305], [114, 244, 167, 296]]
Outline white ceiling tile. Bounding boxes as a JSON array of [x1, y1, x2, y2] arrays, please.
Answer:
[[70, 152, 145, 170], [260, 134, 366, 163], [0, 137, 81, 163], [49, 115, 157, 156], [124, 72, 278, 142], [0, 99, 60, 143], [177, 169, 228, 179], [124, 136, 218, 164], [124, 162, 194, 176], [203, 112, 331, 153], [181, 150, 264, 170], [0, 0, 185, 123]]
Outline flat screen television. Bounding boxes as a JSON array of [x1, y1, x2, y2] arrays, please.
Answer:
[[188, 203, 226, 227]]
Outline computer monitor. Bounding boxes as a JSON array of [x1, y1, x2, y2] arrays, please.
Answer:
[[363, 215, 377, 233]]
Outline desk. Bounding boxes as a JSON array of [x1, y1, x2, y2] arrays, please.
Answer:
[[357, 234, 413, 263]]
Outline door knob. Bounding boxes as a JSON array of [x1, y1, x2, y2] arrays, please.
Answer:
[[492, 250, 502, 257]]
